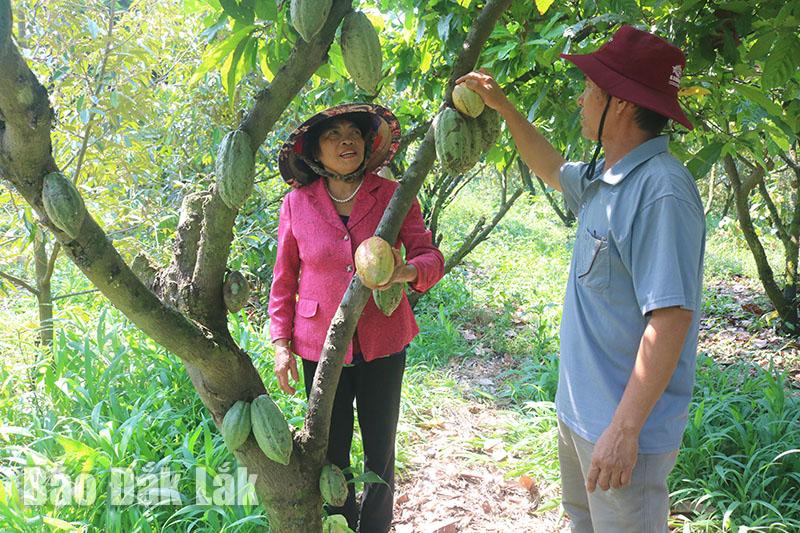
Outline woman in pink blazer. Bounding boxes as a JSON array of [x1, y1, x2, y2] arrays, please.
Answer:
[[269, 103, 444, 532]]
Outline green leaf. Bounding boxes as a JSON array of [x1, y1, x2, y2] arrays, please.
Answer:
[[219, 0, 254, 24], [535, 0, 555, 15], [349, 470, 389, 485], [191, 24, 256, 84], [686, 141, 724, 179], [735, 84, 783, 118], [258, 42, 275, 82], [762, 35, 800, 90], [747, 36, 773, 62], [222, 33, 252, 106], [42, 516, 76, 531], [255, 0, 278, 21]]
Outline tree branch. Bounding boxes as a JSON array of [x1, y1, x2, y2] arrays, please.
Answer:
[[756, 174, 790, 247], [302, 0, 514, 463], [724, 154, 789, 318], [0, 269, 38, 295], [519, 157, 573, 226], [52, 288, 99, 301], [397, 119, 431, 159], [444, 187, 523, 274], [0, 0, 56, 184], [43, 241, 60, 283], [0, 1, 227, 367], [240, 0, 353, 150]]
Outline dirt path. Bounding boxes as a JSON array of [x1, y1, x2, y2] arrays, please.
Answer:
[[392, 356, 566, 533]]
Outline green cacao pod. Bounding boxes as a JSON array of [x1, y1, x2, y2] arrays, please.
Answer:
[[322, 514, 354, 533], [42, 172, 86, 239], [250, 395, 292, 465], [290, 0, 332, 42], [474, 106, 501, 153], [434, 108, 481, 175], [223, 270, 250, 313], [354, 236, 394, 289], [221, 400, 251, 452], [373, 282, 404, 317], [216, 130, 255, 211], [340, 11, 382, 95], [452, 84, 485, 118], [319, 464, 348, 507]]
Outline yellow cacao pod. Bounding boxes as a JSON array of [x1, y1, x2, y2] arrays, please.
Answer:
[[354, 236, 394, 289], [452, 84, 485, 118]]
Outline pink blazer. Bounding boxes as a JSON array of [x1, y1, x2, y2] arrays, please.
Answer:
[[268, 172, 445, 363]]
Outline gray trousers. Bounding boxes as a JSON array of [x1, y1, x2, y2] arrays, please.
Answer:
[[558, 418, 678, 533]]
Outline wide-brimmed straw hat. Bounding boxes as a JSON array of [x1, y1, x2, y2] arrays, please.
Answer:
[[278, 103, 402, 187], [561, 25, 693, 130]]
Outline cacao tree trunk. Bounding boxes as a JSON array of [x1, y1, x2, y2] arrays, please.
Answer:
[[724, 154, 798, 334], [33, 231, 53, 347]]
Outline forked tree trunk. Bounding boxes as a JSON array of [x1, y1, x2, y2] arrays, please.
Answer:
[[724, 154, 799, 334], [0, 0, 514, 530]]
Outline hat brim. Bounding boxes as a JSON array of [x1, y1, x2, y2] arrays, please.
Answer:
[[278, 103, 402, 187], [561, 52, 694, 130]]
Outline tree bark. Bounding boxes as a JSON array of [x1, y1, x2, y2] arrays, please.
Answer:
[[519, 157, 575, 226], [33, 231, 53, 347], [724, 154, 796, 332]]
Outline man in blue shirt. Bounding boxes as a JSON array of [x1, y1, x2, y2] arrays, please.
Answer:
[[458, 26, 705, 532]]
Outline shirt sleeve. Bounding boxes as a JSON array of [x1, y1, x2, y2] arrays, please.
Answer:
[[558, 161, 589, 216], [268, 194, 301, 342], [629, 195, 705, 316], [400, 198, 445, 293]]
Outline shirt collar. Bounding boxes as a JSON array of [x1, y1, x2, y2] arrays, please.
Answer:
[[598, 135, 669, 186]]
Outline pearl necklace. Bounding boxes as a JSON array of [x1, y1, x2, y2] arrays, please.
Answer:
[[325, 178, 364, 204]]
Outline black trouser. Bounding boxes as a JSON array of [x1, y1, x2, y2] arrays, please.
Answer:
[[303, 350, 406, 533]]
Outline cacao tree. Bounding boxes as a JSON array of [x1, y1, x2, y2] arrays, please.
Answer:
[[0, 0, 515, 529]]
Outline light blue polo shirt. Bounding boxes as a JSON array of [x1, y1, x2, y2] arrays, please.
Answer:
[[556, 135, 706, 454]]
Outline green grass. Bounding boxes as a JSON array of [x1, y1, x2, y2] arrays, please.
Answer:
[[1, 185, 798, 531]]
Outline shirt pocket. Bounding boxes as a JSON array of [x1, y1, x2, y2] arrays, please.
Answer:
[[576, 228, 609, 292], [296, 298, 319, 318]]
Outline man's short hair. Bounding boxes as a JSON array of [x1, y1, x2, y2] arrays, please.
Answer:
[[634, 106, 669, 136]]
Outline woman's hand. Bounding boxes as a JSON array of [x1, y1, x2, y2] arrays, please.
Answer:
[[273, 342, 299, 394], [376, 247, 418, 290]]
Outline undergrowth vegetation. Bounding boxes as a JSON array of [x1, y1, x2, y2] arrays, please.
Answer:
[[1, 184, 797, 532]]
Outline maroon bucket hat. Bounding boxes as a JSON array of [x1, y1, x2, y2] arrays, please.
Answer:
[[278, 103, 402, 187], [561, 25, 694, 130]]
